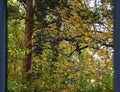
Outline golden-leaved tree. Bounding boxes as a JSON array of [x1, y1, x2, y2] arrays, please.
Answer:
[[7, 0, 113, 92]]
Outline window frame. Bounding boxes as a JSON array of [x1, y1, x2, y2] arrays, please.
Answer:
[[0, 0, 7, 91], [113, 0, 120, 92]]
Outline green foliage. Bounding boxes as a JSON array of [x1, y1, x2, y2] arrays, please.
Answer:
[[7, 0, 113, 92], [8, 81, 26, 92]]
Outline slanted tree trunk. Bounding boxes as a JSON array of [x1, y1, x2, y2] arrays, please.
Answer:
[[23, 0, 34, 81]]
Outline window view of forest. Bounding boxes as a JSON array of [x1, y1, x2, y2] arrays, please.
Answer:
[[7, 0, 113, 92]]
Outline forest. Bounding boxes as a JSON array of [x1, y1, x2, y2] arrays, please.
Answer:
[[7, 0, 113, 92]]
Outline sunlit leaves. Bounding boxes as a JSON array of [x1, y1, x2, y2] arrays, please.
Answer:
[[7, 0, 113, 91]]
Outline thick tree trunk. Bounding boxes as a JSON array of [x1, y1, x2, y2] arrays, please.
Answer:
[[23, 0, 34, 81]]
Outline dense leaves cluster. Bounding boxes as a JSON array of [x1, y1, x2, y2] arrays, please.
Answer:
[[7, 0, 113, 92]]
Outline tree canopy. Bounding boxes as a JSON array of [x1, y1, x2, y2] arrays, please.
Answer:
[[7, 0, 113, 92]]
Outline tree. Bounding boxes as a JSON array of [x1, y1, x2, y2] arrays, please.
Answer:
[[7, 0, 113, 91], [23, 0, 34, 81]]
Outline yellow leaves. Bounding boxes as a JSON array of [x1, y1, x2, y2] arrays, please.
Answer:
[[59, 40, 74, 54], [80, 12, 87, 16], [68, 71, 81, 79], [51, 62, 66, 69], [87, 18, 94, 23], [85, 37, 90, 42], [32, 79, 45, 88], [53, 29, 58, 33], [68, 62, 74, 67], [56, 7, 67, 17], [8, 0, 113, 91]]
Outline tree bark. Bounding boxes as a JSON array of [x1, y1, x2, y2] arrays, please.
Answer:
[[23, 0, 34, 81]]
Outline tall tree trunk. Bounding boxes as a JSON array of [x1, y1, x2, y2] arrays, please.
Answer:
[[23, 0, 34, 81]]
